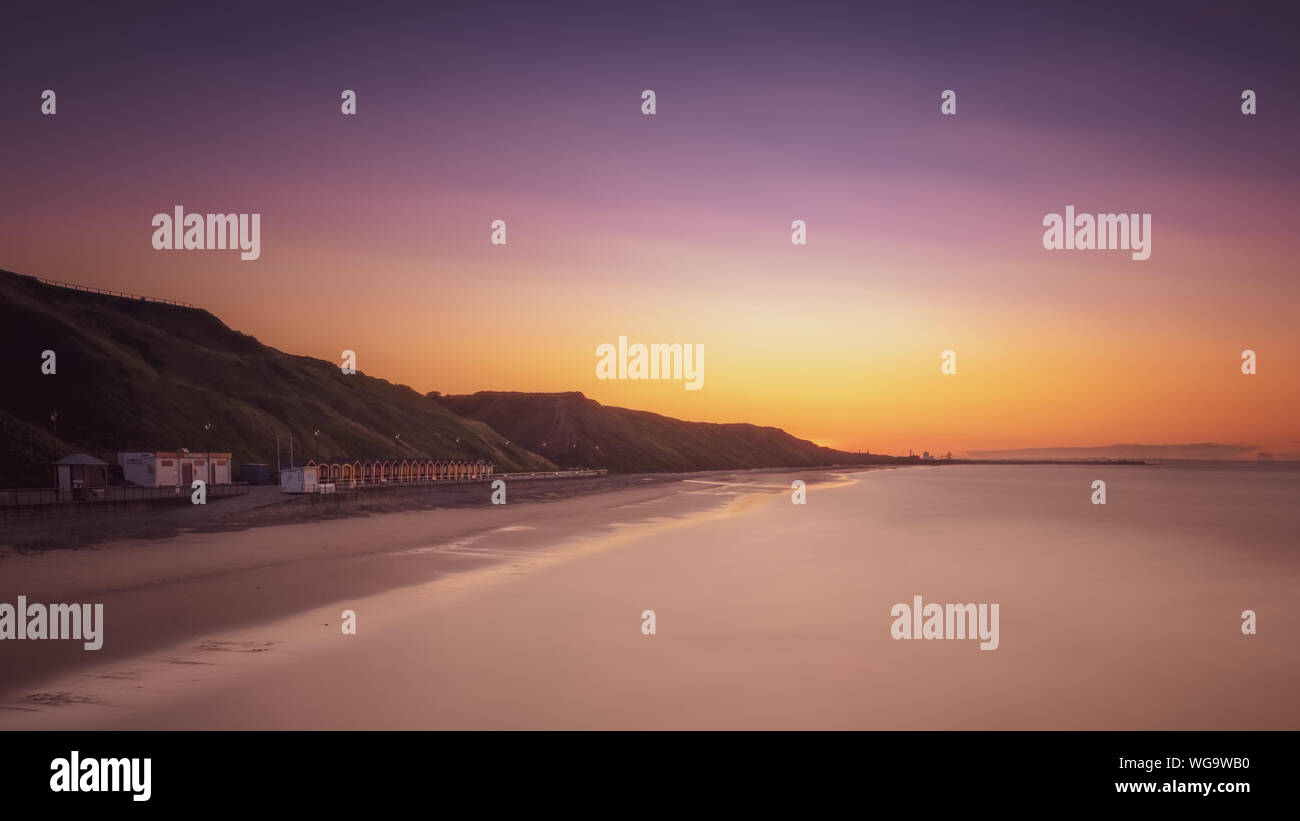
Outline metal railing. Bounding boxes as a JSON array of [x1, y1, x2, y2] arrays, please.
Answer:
[[286, 469, 609, 493], [500, 469, 609, 480], [26, 274, 195, 308], [0, 482, 248, 508], [305, 474, 499, 488]]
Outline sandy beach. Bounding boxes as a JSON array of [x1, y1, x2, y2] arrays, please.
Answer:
[[1, 464, 1296, 730]]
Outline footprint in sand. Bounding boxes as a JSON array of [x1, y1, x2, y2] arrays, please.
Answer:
[[93, 670, 144, 680], [25, 691, 98, 707], [197, 640, 280, 653]]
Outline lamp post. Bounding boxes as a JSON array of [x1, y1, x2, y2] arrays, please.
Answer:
[[50, 411, 58, 490], [203, 422, 212, 484]]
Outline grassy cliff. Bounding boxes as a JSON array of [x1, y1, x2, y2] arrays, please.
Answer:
[[0, 271, 554, 486], [436, 391, 900, 473]]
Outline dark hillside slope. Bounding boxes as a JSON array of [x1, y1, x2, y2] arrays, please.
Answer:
[[0, 271, 553, 486], [436, 391, 899, 473]]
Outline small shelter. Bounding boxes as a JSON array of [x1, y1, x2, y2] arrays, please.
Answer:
[[280, 465, 319, 494], [55, 454, 109, 498]]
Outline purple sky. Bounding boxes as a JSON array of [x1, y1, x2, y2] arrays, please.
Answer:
[[2, 1, 1297, 456]]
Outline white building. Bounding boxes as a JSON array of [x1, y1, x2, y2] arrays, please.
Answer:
[[279, 465, 319, 494], [118, 450, 232, 487]]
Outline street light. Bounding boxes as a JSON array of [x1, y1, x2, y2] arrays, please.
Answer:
[[50, 411, 58, 489], [203, 422, 212, 484]]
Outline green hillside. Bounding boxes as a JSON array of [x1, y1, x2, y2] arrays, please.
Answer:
[[436, 391, 901, 473], [0, 270, 554, 487]]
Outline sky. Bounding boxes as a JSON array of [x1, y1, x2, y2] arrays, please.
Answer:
[[2, 0, 1298, 457]]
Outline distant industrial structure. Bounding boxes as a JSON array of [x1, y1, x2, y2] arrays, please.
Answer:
[[914, 451, 954, 462]]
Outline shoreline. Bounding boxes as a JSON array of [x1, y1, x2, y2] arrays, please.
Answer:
[[0, 467, 861, 703], [0, 465, 880, 554]]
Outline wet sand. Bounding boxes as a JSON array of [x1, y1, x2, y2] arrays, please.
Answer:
[[1, 465, 1296, 730], [0, 469, 836, 703]]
